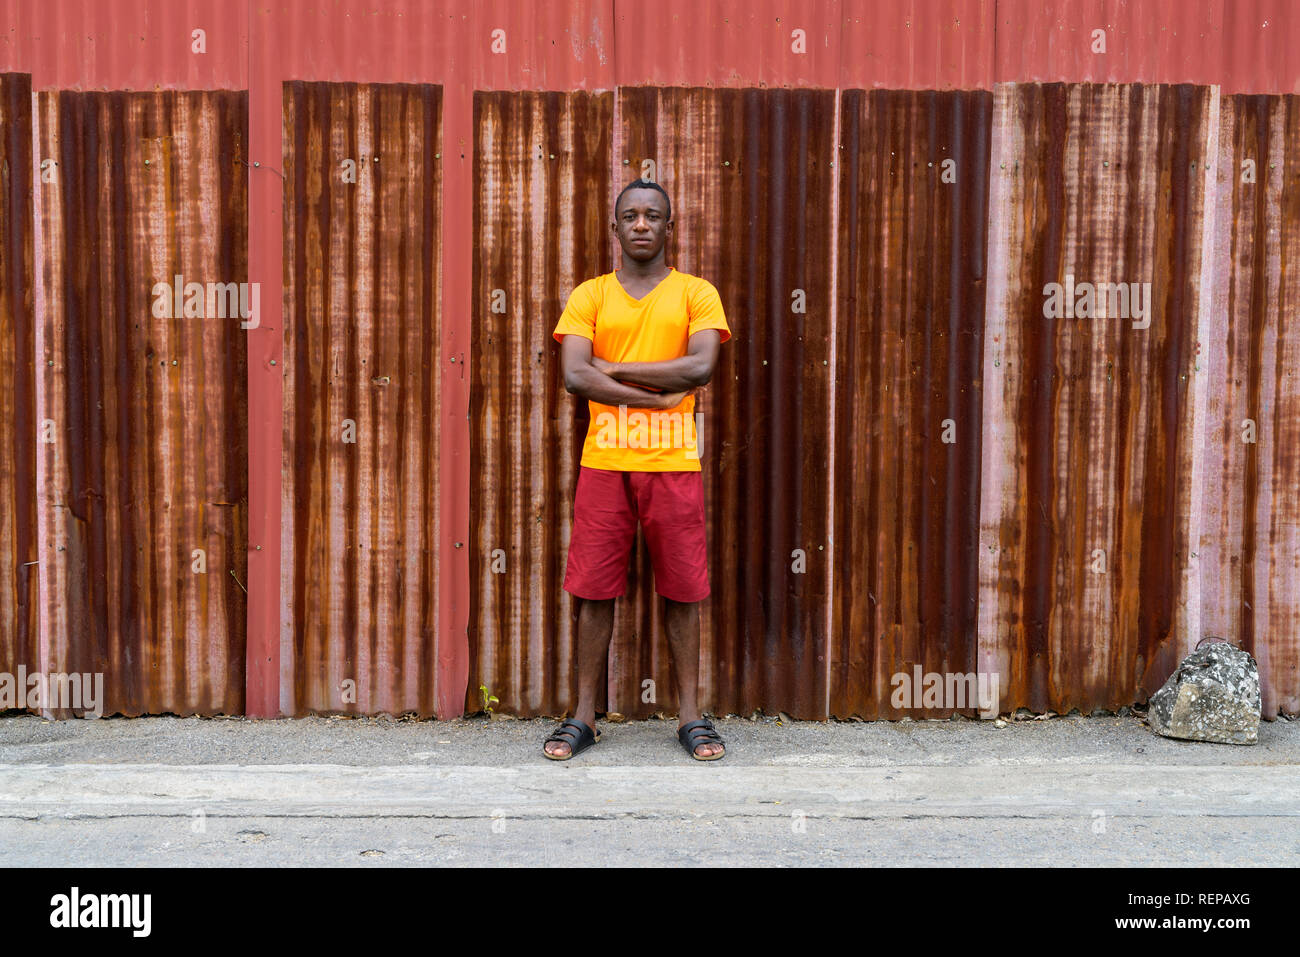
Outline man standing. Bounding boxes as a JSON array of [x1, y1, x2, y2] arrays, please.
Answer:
[[544, 179, 731, 761]]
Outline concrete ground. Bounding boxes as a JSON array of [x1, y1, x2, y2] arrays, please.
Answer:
[[1, 710, 1297, 866]]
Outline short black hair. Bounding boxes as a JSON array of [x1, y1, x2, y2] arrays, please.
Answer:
[[615, 178, 672, 221]]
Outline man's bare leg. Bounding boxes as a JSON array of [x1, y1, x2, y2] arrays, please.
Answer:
[[665, 597, 723, 758], [544, 597, 616, 757]]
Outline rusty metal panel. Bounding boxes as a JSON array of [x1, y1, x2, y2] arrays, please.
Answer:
[[468, 90, 613, 716], [978, 83, 1213, 715], [615, 88, 837, 720], [33, 89, 248, 715], [0, 72, 38, 702], [470, 87, 836, 720], [1199, 93, 1300, 715], [282, 82, 443, 716], [831, 89, 992, 718]]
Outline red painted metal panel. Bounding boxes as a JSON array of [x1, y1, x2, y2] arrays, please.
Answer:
[[614, 0, 840, 89], [33, 89, 248, 716], [281, 81, 443, 716], [0, 0, 246, 89], [246, 2, 280, 718], [994, 0, 1299, 93], [840, 0, 995, 90], [247, 0, 614, 90], [0, 72, 38, 705]]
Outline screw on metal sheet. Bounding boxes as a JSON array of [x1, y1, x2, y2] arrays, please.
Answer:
[[255, 545, 262, 551], [454, 542, 463, 548], [373, 156, 379, 162], [1103, 161, 1109, 167], [171, 360, 178, 366], [763, 360, 768, 365], [623, 159, 630, 165], [47, 360, 53, 366], [549, 153, 555, 159], [822, 360, 827, 365], [450, 356, 457, 362], [254, 161, 260, 167], [435, 153, 441, 158], [144, 159, 150, 166], [269, 359, 276, 366]]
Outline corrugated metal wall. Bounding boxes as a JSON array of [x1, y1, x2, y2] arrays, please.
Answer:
[[1, 0, 1297, 719], [979, 83, 1212, 715], [33, 90, 248, 715], [469, 90, 612, 716], [832, 89, 992, 718], [282, 82, 444, 716], [1, 72, 37, 709], [1200, 92, 1300, 716], [618, 87, 837, 720]]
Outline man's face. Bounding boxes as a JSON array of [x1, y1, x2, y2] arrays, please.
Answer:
[[612, 187, 673, 262]]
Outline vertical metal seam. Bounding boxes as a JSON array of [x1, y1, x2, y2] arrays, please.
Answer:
[[823, 18, 845, 718], [247, 7, 283, 717], [30, 87, 51, 692], [1185, 82, 1220, 660]]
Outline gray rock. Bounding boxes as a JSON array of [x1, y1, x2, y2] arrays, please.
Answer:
[[1147, 640, 1260, 745]]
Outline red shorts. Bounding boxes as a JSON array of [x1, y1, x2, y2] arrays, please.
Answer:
[[563, 466, 710, 603]]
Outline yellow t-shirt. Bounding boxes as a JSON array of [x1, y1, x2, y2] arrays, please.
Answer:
[[552, 267, 732, 471]]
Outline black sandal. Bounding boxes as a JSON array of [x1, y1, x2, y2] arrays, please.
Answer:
[[543, 719, 601, 761], [678, 718, 726, 761]]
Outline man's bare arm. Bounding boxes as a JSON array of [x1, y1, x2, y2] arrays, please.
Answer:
[[560, 335, 688, 408], [591, 330, 722, 392]]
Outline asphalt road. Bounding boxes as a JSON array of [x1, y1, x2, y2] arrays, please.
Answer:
[[1, 712, 1297, 866]]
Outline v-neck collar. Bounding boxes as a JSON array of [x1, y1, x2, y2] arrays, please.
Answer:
[[614, 266, 675, 303]]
